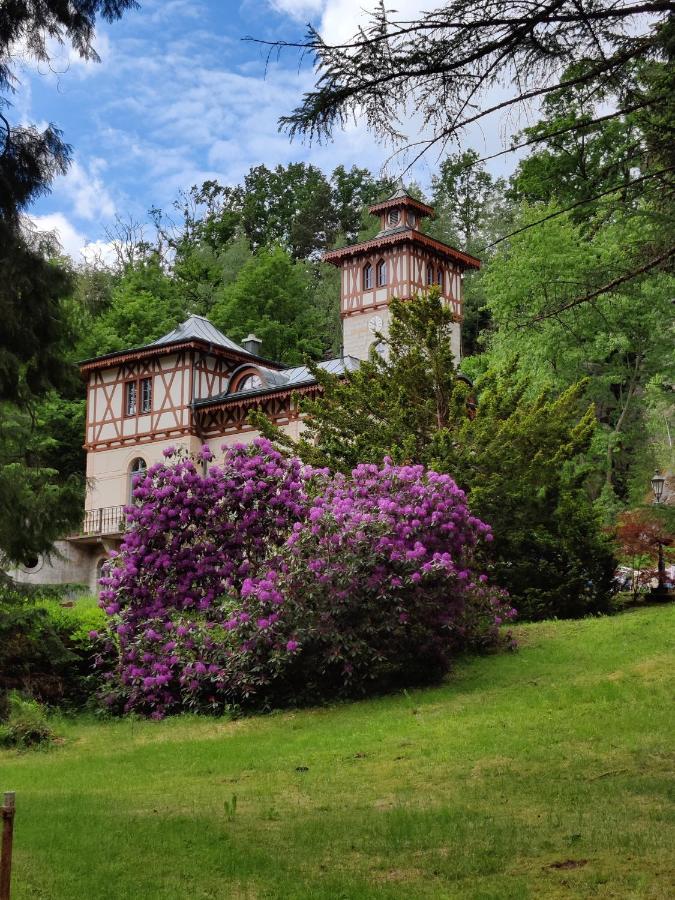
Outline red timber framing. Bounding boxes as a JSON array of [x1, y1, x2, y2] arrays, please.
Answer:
[[332, 240, 470, 322], [194, 382, 320, 438], [81, 341, 280, 452]]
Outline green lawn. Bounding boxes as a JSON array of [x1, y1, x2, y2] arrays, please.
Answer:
[[2, 607, 674, 899]]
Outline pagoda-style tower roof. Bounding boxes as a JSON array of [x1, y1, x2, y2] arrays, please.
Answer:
[[368, 185, 435, 219], [323, 184, 480, 271]]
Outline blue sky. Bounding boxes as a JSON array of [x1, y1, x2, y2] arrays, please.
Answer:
[[15, 0, 520, 260]]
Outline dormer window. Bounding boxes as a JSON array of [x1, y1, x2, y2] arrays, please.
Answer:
[[238, 374, 263, 392], [376, 259, 387, 287], [426, 264, 434, 286], [387, 209, 400, 226], [363, 262, 373, 290]]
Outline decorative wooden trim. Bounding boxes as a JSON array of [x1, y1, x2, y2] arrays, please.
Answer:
[[79, 340, 283, 377], [323, 231, 480, 270], [368, 196, 435, 217]]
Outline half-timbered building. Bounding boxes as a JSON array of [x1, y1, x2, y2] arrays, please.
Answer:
[[13, 185, 479, 591]]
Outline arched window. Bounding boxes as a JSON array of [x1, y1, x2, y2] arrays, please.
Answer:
[[376, 259, 387, 287], [437, 268, 444, 289], [426, 264, 434, 286], [363, 262, 373, 290], [237, 374, 263, 392], [388, 209, 400, 226], [128, 457, 147, 504]]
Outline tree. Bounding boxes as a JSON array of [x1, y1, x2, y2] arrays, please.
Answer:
[[614, 508, 674, 599], [253, 290, 471, 471], [0, 402, 83, 567], [210, 245, 325, 363], [330, 165, 394, 242], [1, 0, 137, 389], [262, 1, 674, 312], [254, 292, 616, 619], [76, 256, 188, 360], [427, 149, 510, 354], [429, 149, 507, 253], [509, 69, 643, 222], [476, 205, 674, 506], [241, 163, 338, 259]]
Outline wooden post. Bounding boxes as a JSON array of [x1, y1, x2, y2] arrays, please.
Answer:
[[0, 792, 15, 900]]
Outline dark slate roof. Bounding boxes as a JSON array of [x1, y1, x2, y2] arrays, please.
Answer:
[[149, 315, 246, 353], [194, 355, 361, 407]]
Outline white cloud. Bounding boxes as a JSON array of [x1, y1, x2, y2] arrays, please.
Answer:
[[29, 213, 119, 265], [319, 0, 426, 45], [56, 158, 117, 221], [30, 212, 88, 259], [267, 0, 324, 19]]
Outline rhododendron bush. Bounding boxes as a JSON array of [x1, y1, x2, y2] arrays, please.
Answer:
[[97, 440, 513, 716]]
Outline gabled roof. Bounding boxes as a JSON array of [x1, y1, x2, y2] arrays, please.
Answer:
[[79, 315, 282, 373], [148, 315, 246, 354], [194, 355, 361, 409]]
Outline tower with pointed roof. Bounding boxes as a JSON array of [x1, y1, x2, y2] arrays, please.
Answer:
[[323, 185, 480, 361]]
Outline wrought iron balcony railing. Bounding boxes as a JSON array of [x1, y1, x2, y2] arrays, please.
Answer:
[[80, 505, 127, 537]]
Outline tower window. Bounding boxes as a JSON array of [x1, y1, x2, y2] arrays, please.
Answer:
[[141, 377, 152, 413], [426, 264, 434, 286], [125, 381, 137, 416], [363, 262, 373, 290], [388, 209, 400, 226], [126, 377, 152, 416], [376, 259, 387, 287]]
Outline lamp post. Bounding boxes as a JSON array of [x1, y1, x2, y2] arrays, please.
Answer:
[[650, 471, 669, 599]]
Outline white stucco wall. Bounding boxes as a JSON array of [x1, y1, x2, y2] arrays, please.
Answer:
[[85, 436, 204, 510]]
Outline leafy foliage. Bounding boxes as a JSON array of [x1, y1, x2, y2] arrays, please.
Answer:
[[0, 692, 54, 749], [0, 580, 104, 706], [210, 246, 323, 363], [478, 206, 674, 505]]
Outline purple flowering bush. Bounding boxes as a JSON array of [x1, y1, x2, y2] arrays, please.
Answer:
[[97, 440, 314, 715], [98, 441, 514, 717], [226, 461, 514, 707]]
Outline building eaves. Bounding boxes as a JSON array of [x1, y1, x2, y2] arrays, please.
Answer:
[[322, 230, 481, 270]]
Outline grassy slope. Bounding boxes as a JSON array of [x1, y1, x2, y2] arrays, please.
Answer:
[[2, 607, 674, 899]]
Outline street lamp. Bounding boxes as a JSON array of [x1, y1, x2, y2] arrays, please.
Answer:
[[651, 471, 665, 504], [650, 471, 669, 599]]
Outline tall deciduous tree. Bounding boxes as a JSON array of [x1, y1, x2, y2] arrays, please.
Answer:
[[242, 163, 338, 259], [210, 246, 324, 363], [474, 205, 674, 507]]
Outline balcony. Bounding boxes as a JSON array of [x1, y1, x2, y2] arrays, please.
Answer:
[[79, 505, 127, 538]]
